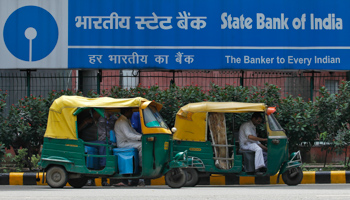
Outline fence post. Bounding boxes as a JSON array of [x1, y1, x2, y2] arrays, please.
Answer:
[[21, 69, 36, 97], [347, 71, 350, 81], [20, 69, 34, 97], [78, 70, 83, 93], [27, 70, 31, 97], [240, 70, 244, 86], [310, 71, 314, 101], [170, 70, 175, 88], [119, 70, 123, 88], [97, 70, 102, 94]]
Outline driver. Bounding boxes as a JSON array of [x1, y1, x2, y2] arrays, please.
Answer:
[[238, 112, 268, 173]]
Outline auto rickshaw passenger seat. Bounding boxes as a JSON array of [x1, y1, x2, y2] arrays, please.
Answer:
[[110, 130, 139, 174], [234, 131, 255, 172], [238, 149, 255, 172], [85, 146, 100, 170]]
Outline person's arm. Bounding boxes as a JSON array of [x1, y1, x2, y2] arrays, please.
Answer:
[[248, 135, 268, 151], [97, 117, 107, 137], [248, 135, 267, 142], [258, 143, 268, 151]]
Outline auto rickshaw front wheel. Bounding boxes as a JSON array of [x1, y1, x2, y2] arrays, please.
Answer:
[[46, 166, 68, 188], [68, 177, 88, 188], [282, 167, 303, 186], [165, 168, 187, 188]]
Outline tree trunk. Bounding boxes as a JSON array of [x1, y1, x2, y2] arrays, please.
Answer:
[[26, 143, 33, 171], [344, 146, 348, 168], [323, 149, 328, 167]]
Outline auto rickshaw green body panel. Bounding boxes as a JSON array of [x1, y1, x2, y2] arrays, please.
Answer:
[[40, 134, 175, 178], [173, 141, 243, 173]]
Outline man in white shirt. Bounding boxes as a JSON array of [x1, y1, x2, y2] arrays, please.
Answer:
[[114, 108, 145, 187], [114, 108, 142, 164], [239, 112, 268, 173]]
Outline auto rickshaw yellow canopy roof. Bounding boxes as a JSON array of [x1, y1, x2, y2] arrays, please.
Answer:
[[178, 102, 266, 113], [45, 95, 161, 140], [174, 102, 267, 142]]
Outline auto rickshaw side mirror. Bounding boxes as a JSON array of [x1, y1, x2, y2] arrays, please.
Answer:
[[171, 127, 177, 133]]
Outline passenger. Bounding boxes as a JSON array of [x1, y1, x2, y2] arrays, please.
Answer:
[[78, 109, 100, 142], [114, 108, 145, 187], [238, 112, 268, 173], [80, 109, 118, 186], [97, 111, 118, 145], [114, 108, 142, 164], [78, 109, 100, 186], [96, 111, 118, 186]]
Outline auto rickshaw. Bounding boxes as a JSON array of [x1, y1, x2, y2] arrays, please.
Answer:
[[39, 96, 188, 188], [172, 102, 303, 186]]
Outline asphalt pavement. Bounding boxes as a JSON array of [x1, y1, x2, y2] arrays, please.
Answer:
[[1, 184, 350, 200]]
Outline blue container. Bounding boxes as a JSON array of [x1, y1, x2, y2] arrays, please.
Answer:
[[113, 148, 139, 174], [110, 130, 116, 143], [85, 146, 99, 170]]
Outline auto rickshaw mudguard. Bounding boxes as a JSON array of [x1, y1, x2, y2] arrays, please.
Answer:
[[163, 150, 188, 174], [168, 160, 188, 168], [279, 161, 302, 175], [276, 151, 302, 183], [280, 151, 302, 174]]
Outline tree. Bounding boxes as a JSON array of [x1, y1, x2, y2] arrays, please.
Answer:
[[1, 95, 47, 170], [276, 95, 317, 153], [317, 81, 350, 167], [0, 90, 8, 164]]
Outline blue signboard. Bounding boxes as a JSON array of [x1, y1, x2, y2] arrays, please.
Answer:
[[0, 0, 350, 70]]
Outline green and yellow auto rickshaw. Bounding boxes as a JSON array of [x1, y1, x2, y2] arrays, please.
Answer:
[[171, 102, 303, 186], [39, 96, 188, 188]]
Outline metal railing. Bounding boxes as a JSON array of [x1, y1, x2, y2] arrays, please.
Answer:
[[0, 69, 347, 113]]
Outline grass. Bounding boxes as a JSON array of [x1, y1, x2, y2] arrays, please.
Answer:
[[301, 163, 349, 171]]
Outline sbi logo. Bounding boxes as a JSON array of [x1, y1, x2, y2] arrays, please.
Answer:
[[3, 6, 58, 62]]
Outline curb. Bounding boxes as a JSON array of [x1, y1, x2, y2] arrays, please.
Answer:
[[1, 171, 350, 186]]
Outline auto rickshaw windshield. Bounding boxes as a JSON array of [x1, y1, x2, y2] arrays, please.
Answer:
[[268, 114, 283, 131], [143, 106, 169, 129]]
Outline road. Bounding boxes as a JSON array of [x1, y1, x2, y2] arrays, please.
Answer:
[[1, 184, 350, 200]]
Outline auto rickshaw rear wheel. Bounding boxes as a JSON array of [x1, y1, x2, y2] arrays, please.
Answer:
[[282, 167, 303, 186], [46, 166, 68, 188], [183, 168, 199, 187], [68, 177, 88, 188], [165, 168, 187, 188]]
